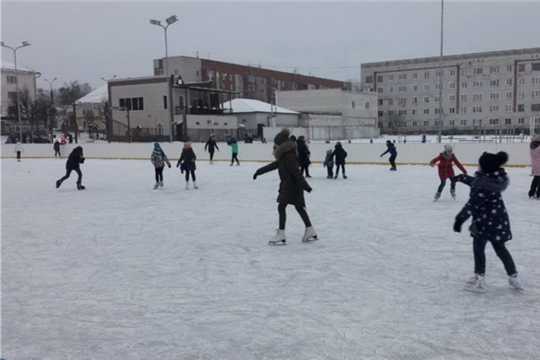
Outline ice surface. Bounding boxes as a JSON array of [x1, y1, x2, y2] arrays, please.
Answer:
[[2, 158, 539, 360]]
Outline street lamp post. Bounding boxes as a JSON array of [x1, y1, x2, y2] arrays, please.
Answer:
[[44, 77, 57, 103], [437, 0, 444, 143], [150, 15, 178, 142], [1, 41, 31, 142]]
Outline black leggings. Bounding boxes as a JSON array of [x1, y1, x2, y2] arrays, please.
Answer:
[[277, 203, 311, 230], [389, 154, 397, 169], [473, 237, 517, 275], [437, 177, 457, 193], [59, 167, 82, 185], [185, 169, 196, 182], [335, 164, 346, 176], [231, 153, 239, 165], [301, 165, 310, 177], [209, 151, 215, 162], [529, 176, 540, 198], [54, 150, 61, 157], [155, 167, 164, 182]]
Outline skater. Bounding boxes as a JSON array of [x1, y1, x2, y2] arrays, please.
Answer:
[[380, 140, 397, 170], [453, 151, 523, 293], [429, 144, 468, 201], [528, 135, 540, 199], [323, 149, 334, 179], [228, 137, 240, 166], [253, 128, 317, 245], [296, 135, 311, 178], [332, 141, 348, 179], [56, 146, 85, 190], [53, 140, 61, 157], [150, 142, 171, 189], [204, 134, 219, 164], [177, 141, 198, 189], [14, 139, 24, 162]]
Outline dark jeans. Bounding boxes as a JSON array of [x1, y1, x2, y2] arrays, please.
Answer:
[[16, 151, 21, 160], [155, 167, 164, 182], [185, 169, 196, 182], [529, 176, 540, 198], [326, 165, 334, 178], [473, 237, 517, 276], [231, 153, 239, 165], [209, 151, 215, 162], [335, 164, 346, 177], [301, 165, 310, 177], [59, 167, 82, 185], [277, 203, 312, 230], [389, 154, 397, 169], [437, 177, 457, 193], [54, 150, 61, 157]]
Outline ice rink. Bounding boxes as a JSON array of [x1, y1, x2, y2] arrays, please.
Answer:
[[2, 157, 539, 360]]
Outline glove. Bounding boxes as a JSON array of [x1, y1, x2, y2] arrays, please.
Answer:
[[453, 219, 463, 233], [168, 164, 171, 168], [253, 173, 258, 180], [306, 187, 312, 193]]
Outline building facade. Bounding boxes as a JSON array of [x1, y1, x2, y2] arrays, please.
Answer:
[[361, 47, 540, 135], [1, 60, 38, 119], [155, 56, 351, 105]]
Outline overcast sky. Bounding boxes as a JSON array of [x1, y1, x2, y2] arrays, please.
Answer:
[[2, 1, 540, 91]]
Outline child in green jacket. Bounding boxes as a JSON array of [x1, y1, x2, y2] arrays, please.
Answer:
[[228, 138, 240, 166]]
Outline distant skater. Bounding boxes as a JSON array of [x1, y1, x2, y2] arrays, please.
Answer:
[[228, 138, 240, 166], [332, 141, 348, 179], [53, 140, 61, 157], [151, 142, 171, 189], [253, 128, 317, 245], [56, 146, 85, 190], [453, 151, 523, 293], [380, 140, 397, 171], [528, 135, 540, 199], [296, 135, 311, 178], [14, 139, 24, 162], [205, 134, 219, 164], [177, 141, 198, 189], [323, 149, 334, 179], [430, 144, 468, 201]]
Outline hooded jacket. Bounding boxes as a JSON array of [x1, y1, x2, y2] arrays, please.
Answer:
[[66, 147, 84, 170], [430, 152, 467, 180], [332, 143, 348, 165], [455, 169, 512, 242]]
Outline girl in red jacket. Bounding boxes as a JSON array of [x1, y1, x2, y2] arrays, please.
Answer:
[[430, 144, 468, 201]]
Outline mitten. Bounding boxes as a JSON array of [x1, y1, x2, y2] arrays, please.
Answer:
[[253, 173, 258, 180], [453, 219, 463, 233]]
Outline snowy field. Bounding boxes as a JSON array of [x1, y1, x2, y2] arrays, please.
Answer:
[[1, 158, 539, 360]]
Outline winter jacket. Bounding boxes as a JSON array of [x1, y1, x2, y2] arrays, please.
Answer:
[[205, 138, 219, 153], [14, 143, 24, 153], [530, 140, 540, 176], [332, 144, 348, 165], [381, 143, 397, 157], [296, 138, 311, 167], [53, 142, 61, 151], [66, 146, 84, 170], [455, 169, 512, 242], [430, 153, 467, 180], [151, 148, 171, 168], [229, 142, 239, 154], [178, 148, 197, 171], [323, 153, 334, 168], [255, 141, 312, 207]]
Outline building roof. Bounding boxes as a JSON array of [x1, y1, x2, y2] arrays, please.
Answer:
[[1, 59, 37, 73], [221, 98, 298, 114], [76, 84, 108, 104]]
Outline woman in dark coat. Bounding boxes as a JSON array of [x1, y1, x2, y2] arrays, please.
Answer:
[[204, 134, 219, 164], [332, 142, 348, 179], [296, 135, 311, 178], [177, 141, 198, 189], [56, 146, 85, 190]]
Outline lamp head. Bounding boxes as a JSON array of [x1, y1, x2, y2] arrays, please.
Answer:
[[166, 15, 178, 25], [0, 42, 5, 47], [149, 19, 161, 26], [22, 41, 30, 46]]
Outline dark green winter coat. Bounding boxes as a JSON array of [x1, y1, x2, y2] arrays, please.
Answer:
[[255, 141, 312, 207]]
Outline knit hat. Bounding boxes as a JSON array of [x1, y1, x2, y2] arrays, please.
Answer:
[[444, 144, 453, 152], [154, 142, 160, 148], [273, 128, 290, 146], [183, 141, 192, 149], [479, 151, 508, 174]]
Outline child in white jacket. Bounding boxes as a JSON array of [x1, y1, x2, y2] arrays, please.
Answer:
[[14, 140, 24, 162]]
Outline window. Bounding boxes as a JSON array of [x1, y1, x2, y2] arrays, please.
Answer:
[[436, 70, 444, 77], [461, 82, 468, 88], [461, 69, 467, 76], [423, 96, 429, 103], [388, 99, 394, 106], [365, 102, 370, 109], [377, 75, 383, 82], [505, 92, 512, 99], [518, 91, 525, 99], [412, 97, 418, 105], [450, 120, 455, 126], [7, 75, 17, 84], [449, 108, 456, 114], [475, 68, 483, 74], [518, 78, 525, 85], [412, 109, 417, 115], [435, 108, 442, 114], [8, 91, 17, 100], [449, 95, 456, 101], [398, 110, 407, 116], [450, 69, 457, 76], [388, 86, 394, 93], [132, 97, 144, 111], [412, 84, 418, 91], [388, 110, 394, 116], [424, 120, 430, 127], [532, 77, 540, 84], [378, 87, 383, 93], [461, 107, 467, 113], [163, 96, 168, 109], [505, 118, 511, 125], [532, 104, 540, 111], [423, 84, 430, 91], [399, 74, 407, 80], [489, 105, 499, 112], [398, 98, 407, 106], [424, 109, 430, 114], [518, 118, 525, 124], [532, 91, 540, 98], [518, 104, 525, 112], [505, 105, 512, 112], [473, 94, 482, 101], [412, 121, 418, 126], [399, 86, 407, 92], [461, 120, 467, 126], [435, 83, 443, 90], [412, 73, 418, 79], [461, 94, 467, 102], [473, 81, 483, 87], [424, 72, 430, 79], [378, 111, 384, 117], [506, 65, 513, 72], [388, 74, 394, 81], [533, 63, 540, 71], [490, 93, 499, 100], [506, 78, 513, 86], [378, 99, 384, 105], [490, 66, 500, 73], [489, 118, 499, 125], [473, 106, 483, 113], [449, 82, 456, 89], [490, 80, 499, 87], [365, 76, 373, 83]]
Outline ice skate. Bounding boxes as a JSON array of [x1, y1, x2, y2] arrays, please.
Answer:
[[390, 167, 397, 171], [463, 274, 486, 293], [433, 192, 441, 202], [56, 179, 62, 189], [343, 174, 347, 179], [77, 184, 86, 190], [450, 189, 456, 200], [334, 174, 338, 179], [193, 181, 199, 189], [159, 181, 164, 188], [153, 182, 159, 190], [185, 181, 189, 190], [302, 226, 318, 242], [269, 229, 286, 245], [509, 274, 524, 290]]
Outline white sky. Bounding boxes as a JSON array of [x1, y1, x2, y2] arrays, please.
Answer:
[[2, 155, 539, 359], [1, 1, 540, 91]]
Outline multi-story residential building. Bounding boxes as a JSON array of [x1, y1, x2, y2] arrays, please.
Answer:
[[361, 47, 540, 135], [156, 56, 351, 104]]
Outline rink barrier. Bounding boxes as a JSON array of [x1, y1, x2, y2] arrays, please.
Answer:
[[1, 142, 532, 167]]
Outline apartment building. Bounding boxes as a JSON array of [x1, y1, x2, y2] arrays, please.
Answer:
[[361, 48, 540, 135], [1, 60, 38, 118], [156, 56, 351, 105]]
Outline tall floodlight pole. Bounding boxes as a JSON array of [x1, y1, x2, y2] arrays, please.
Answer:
[[150, 15, 178, 142], [437, 0, 444, 143], [44, 77, 57, 103], [1, 41, 31, 142]]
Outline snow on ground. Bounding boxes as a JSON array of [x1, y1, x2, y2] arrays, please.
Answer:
[[1, 157, 539, 360]]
